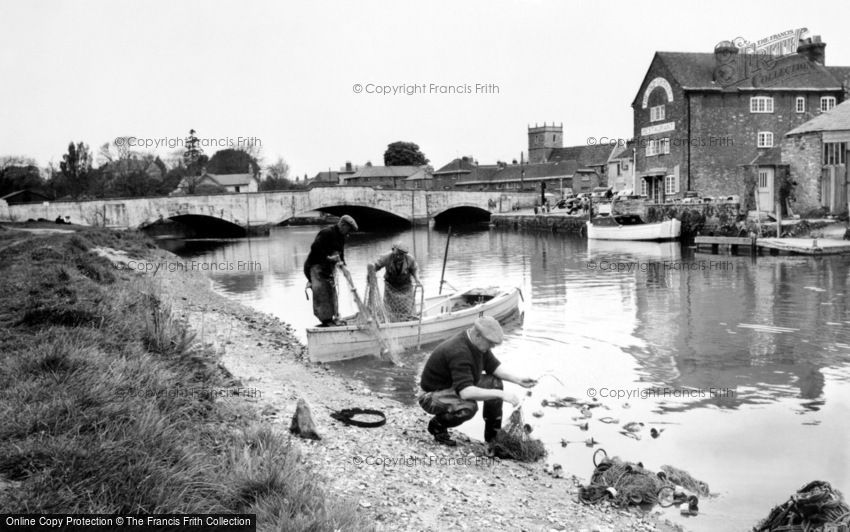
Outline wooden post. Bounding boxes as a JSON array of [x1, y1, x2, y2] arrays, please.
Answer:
[[439, 227, 452, 295], [775, 201, 782, 238]]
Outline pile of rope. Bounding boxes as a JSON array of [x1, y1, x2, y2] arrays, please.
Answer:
[[754, 481, 850, 532], [580, 454, 671, 507], [660, 465, 710, 497], [490, 407, 546, 462]]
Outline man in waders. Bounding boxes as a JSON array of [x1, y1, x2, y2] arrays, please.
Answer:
[[303, 215, 358, 327], [367, 242, 422, 322], [417, 316, 537, 450]]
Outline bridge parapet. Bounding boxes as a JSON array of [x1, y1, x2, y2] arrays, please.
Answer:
[[1, 188, 539, 229]]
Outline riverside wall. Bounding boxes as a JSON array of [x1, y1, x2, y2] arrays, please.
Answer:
[[491, 200, 743, 238]]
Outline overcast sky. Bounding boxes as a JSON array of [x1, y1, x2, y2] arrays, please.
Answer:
[[2, 0, 849, 177]]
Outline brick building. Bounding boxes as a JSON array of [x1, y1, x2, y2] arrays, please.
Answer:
[[431, 157, 500, 189], [783, 99, 850, 215], [341, 165, 430, 189], [632, 35, 850, 212]]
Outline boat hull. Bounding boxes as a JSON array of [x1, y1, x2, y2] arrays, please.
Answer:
[[586, 219, 681, 241], [307, 288, 521, 362]]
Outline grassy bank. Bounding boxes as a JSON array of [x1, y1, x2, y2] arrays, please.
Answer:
[[0, 225, 371, 531]]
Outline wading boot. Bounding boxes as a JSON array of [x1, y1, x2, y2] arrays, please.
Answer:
[[427, 418, 456, 447]]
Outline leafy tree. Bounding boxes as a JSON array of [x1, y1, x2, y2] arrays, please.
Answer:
[[384, 141, 429, 166], [0, 162, 45, 197], [55, 142, 93, 198], [207, 148, 258, 175]]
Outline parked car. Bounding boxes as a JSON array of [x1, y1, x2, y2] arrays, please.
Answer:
[[591, 187, 614, 200]]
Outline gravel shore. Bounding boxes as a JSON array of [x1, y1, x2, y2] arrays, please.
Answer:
[[139, 246, 685, 532]]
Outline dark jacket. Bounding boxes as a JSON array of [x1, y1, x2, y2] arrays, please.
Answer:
[[420, 330, 501, 394], [303, 225, 346, 280]]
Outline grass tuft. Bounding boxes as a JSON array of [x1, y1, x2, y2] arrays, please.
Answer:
[[0, 226, 373, 531]]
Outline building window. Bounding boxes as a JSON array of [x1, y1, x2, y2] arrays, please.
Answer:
[[659, 138, 670, 155], [750, 96, 774, 113], [757, 132, 774, 148], [646, 139, 658, 157], [650, 105, 665, 122], [235, 186, 241, 193], [821, 96, 836, 112], [665, 175, 677, 195], [640, 178, 648, 196], [758, 170, 769, 189], [823, 142, 847, 165], [795, 96, 806, 113]]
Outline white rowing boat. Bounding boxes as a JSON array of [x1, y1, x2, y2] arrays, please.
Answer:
[[586, 215, 681, 241], [307, 286, 521, 362]]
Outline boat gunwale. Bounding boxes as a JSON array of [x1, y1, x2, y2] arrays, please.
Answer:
[[305, 287, 519, 335]]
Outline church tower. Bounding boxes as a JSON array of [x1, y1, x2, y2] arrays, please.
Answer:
[[527, 122, 563, 163]]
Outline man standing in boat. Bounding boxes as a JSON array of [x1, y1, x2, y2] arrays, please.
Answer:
[[367, 242, 422, 322], [303, 215, 358, 327], [418, 316, 537, 449]]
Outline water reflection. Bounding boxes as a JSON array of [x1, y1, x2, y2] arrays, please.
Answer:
[[166, 225, 850, 532]]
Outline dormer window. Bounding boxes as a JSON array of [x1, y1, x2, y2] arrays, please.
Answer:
[[750, 97, 774, 113], [650, 105, 665, 122], [821, 96, 836, 112]]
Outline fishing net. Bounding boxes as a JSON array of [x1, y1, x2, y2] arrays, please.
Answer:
[[336, 265, 402, 365], [363, 268, 392, 324], [754, 481, 850, 532], [580, 454, 672, 507], [489, 407, 547, 462], [660, 465, 710, 497]]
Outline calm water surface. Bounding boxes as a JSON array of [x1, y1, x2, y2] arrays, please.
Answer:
[[164, 225, 850, 531]]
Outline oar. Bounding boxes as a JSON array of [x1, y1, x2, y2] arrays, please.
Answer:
[[337, 263, 400, 365]]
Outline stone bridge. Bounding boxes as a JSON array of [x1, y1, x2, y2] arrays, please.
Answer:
[[0, 187, 539, 233]]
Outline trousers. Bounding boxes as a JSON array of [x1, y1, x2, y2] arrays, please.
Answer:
[[417, 375, 503, 438]]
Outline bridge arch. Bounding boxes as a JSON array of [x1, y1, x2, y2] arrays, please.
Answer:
[[140, 214, 246, 238], [432, 204, 492, 225], [273, 203, 411, 230]]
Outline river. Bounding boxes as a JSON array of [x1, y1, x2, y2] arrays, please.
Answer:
[[161, 224, 850, 531]]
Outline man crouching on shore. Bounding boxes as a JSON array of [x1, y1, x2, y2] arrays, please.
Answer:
[[417, 316, 537, 450]]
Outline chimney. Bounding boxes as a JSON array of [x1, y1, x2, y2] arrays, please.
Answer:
[[713, 40, 739, 85], [798, 35, 826, 65], [345, 161, 352, 172]]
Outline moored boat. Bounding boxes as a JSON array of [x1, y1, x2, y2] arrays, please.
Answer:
[[307, 287, 521, 362], [586, 215, 681, 241]]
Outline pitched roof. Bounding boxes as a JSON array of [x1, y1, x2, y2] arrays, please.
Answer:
[[346, 166, 425, 179], [312, 171, 339, 183], [457, 161, 579, 185], [786, 99, 850, 135], [204, 173, 256, 187], [653, 51, 846, 92], [748, 147, 784, 166], [608, 143, 634, 161], [547, 144, 612, 167], [434, 158, 478, 175]]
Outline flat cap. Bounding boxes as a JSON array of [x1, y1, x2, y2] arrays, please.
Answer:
[[392, 242, 409, 254], [339, 215, 358, 231], [473, 316, 504, 344]]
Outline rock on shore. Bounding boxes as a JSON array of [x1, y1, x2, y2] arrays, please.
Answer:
[[133, 246, 683, 532]]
